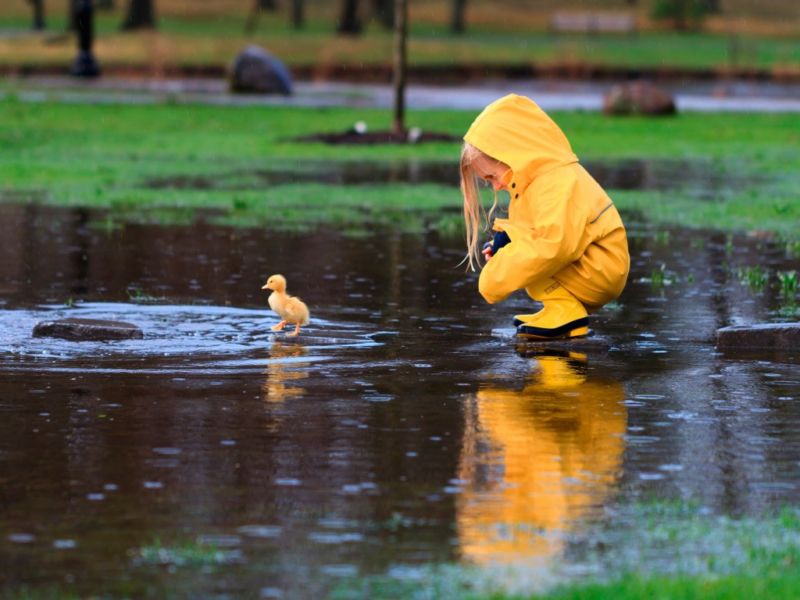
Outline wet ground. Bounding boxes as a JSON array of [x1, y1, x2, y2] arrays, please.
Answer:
[[142, 157, 755, 196], [6, 76, 800, 113], [1, 203, 799, 598]]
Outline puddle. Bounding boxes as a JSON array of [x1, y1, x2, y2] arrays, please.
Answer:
[[0, 203, 798, 597], [142, 157, 759, 194]]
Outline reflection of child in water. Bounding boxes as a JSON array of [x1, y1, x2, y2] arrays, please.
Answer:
[[456, 351, 626, 565], [459, 94, 630, 338]]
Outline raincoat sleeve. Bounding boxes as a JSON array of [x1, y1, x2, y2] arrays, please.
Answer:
[[478, 173, 588, 304]]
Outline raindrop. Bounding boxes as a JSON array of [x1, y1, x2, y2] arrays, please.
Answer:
[[274, 478, 301, 487], [152, 447, 182, 455], [320, 564, 358, 577], [196, 534, 241, 547], [365, 394, 392, 403], [658, 464, 684, 472], [237, 525, 281, 538], [308, 532, 363, 544]]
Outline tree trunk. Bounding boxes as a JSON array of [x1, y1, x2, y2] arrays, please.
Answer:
[[30, 0, 46, 30], [451, 0, 467, 34], [67, 0, 77, 31], [372, 0, 393, 29], [121, 0, 156, 30], [337, 0, 361, 35], [245, 0, 259, 32], [291, 0, 304, 28], [392, 0, 407, 135]]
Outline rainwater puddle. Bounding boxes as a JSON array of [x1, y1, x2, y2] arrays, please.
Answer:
[[0, 203, 798, 597], [143, 157, 759, 195]]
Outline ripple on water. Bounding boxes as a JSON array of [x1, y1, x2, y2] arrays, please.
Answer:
[[0, 302, 385, 374]]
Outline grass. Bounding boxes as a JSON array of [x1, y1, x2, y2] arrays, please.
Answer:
[[4, 503, 800, 598], [0, 0, 798, 74], [0, 97, 798, 242], [2, 25, 798, 73], [331, 503, 800, 599], [135, 538, 240, 567]]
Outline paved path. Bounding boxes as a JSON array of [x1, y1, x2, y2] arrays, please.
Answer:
[[4, 75, 800, 112]]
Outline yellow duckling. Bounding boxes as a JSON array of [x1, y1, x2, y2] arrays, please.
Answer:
[[261, 274, 310, 337]]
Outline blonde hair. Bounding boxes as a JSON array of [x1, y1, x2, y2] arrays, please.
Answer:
[[460, 142, 503, 272]]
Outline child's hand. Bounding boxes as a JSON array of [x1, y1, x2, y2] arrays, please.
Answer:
[[482, 241, 494, 261], [482, 231, 511, 262]]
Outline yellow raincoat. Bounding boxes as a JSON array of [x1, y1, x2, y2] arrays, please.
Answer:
[[465, 94, 629, 309]]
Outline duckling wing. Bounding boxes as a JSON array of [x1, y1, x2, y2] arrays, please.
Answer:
[[284, 297, 310, 325]]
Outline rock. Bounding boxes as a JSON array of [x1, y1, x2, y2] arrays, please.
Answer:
[[33, 318, 143, 341], [716, 322, 800, 351], [602, 81, 676, 116], [229, 45, 293, 95]]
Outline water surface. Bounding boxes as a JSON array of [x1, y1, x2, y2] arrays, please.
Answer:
[[0, 203, 798, 597]]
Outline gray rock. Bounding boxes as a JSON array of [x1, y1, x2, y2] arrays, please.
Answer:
[[603, 81, 676, 116], [229, 45, 293, 95], [716, 322, 800, 350], [33, 318, 143, 341]]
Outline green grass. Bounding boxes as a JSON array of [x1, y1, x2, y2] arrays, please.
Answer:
[[1, 11, 798, 72], [0, 97, 798, 241], [331, 503, 800, 600], [135, 538, 239, 567]]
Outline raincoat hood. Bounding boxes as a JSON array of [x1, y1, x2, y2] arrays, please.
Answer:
[[464, 94, 578, 186]]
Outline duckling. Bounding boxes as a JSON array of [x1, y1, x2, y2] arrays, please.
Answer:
[[261, 274, 310, 337]]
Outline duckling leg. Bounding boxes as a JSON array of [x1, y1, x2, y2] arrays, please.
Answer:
[[271, 320, 287, 332], [287, 323, 302, 337]]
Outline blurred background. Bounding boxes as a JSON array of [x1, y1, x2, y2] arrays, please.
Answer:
[[1, 0, 798, 82]]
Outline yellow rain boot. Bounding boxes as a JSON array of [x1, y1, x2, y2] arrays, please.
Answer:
[[514, 279, 589, 339]]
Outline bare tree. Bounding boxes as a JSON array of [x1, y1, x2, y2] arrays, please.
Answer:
[[67, 0, 77, 31], [392, 0, 407, 135], [28, 0, 46, 30], [337, 0, 361, 35], [372, 0, 393, 29], [451, 0, 467, 33], [291, 0, 304, 28], [121, 0, 156, 30]]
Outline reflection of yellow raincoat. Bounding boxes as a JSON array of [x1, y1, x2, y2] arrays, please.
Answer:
[[457, 353, 626, 564], [465, 94, 630, 308]]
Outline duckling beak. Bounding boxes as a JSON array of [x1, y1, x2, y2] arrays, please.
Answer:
[[261, 283, 271, 290]]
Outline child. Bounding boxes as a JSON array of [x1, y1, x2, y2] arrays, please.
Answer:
[[460, 94, 630, 338]]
